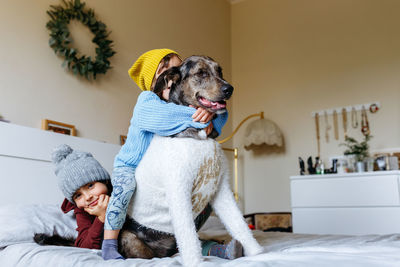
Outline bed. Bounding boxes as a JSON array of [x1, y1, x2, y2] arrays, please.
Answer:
[[1, 122, 400, 267]]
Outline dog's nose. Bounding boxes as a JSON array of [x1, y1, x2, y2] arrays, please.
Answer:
[[221, 84, 234, 99]]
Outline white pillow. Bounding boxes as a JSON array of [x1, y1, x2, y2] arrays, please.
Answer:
[[0, 204, 77, 247]]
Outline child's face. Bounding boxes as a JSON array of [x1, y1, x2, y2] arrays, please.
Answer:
[[154, 54, 182, 81], [72, 181, 108, 210], [151, 54, 182, 100]]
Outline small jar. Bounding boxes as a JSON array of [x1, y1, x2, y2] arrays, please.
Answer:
[[316, 159, 324, 174], [365, 157, 375, 172], [346, 155, 356, 173], [337, 159, 348, 174]]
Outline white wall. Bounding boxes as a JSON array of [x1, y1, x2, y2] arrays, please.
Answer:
[[231, 0, 400, 213], [0, 0, 232, 144]]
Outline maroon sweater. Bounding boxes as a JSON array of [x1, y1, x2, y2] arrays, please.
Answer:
[[61, 199, 104, 249]]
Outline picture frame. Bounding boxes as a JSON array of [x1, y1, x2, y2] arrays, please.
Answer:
[[120, 135, 127, 145], [41, 119, 77, 136]]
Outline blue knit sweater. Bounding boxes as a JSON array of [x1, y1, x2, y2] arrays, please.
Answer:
[[114, 91, 228, 168]]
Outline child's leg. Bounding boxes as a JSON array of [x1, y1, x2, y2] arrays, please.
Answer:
[[202, 239, 243, 260], [102, 166, 136, 260], [197, 205, 242, 259], [201, 240, 217, 256], [105, 166, 136, 230]]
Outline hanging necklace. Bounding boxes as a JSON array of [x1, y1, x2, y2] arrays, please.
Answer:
[[351, 107, 358, 128], [342, 108, 348, 139], [361, 106, 370, 136], [315, 113, 320, 157], [324, 111, 331, 143], [333, 110, 339, 140]]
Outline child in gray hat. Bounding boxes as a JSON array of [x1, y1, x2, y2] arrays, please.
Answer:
[[43, 144, 242, 260], [52, 144, 112, 249]]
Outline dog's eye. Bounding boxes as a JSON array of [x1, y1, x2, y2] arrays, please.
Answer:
[[216, 67, 223, 78], [197, 70, 208, 78]]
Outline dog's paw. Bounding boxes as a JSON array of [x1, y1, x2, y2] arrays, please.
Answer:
[[198, 130, 207, 140]]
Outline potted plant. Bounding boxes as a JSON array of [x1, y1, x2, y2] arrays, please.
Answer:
[[341, 134, 372, 172]]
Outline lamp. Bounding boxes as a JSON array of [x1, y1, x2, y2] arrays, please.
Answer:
[[243, 115, 283, 149], [219, 111, 283, 202]]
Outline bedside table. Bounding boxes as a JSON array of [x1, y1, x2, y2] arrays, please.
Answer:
[[290, 171, 400, 235]]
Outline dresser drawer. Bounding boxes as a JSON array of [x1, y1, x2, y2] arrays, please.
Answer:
[[292, 207, 400, 235], [291, 175, 400, 207]]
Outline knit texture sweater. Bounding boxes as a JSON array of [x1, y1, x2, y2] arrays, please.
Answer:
[[127, 134, 263, 267], [128, 135, 226, 234], [114, 91, 228, 168], [61, 199, 104, 249]]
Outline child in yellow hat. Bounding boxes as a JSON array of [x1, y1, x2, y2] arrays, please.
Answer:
[[101, 49, 239, 260]]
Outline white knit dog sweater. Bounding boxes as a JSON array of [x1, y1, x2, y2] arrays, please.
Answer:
[[127, 135, 263, 267]]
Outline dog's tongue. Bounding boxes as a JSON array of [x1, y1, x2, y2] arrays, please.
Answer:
[[199, 97, 226, 110], [211, 101, 226, 109], [199, 97, 212, 107]]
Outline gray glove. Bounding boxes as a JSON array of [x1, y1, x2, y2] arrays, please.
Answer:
[[101, 239, 124, 260]]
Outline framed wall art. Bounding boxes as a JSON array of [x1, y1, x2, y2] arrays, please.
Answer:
[[120, 135, 127, 145], [41, 119, 77, 136]]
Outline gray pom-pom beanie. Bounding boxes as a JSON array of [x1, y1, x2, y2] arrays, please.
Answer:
[[52, 144, 110, 203]]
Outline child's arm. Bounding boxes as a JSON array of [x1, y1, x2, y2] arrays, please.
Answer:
[[134, 91, 208, 136], [74, 208, 104, 249], [191, 107, 228, 137], [74, 195, 109, 249], [211, 112, 228, 137]]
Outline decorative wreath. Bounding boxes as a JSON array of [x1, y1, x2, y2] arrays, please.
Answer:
[[46, 0, 116, 79]]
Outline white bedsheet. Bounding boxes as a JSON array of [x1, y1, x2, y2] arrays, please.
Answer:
[[2, 231, 400, 267], [1, 204, 400, 267]]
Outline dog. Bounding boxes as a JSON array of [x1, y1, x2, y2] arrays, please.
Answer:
[[122, 55, 263, 266], [153, 55, 233, 139], [35, 56, 263, 266]]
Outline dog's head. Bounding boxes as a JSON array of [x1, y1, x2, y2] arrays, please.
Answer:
[[154, 55, 233, 114]]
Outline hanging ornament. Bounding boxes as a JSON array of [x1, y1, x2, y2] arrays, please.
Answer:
[[342, 108, 348, 139], [361, 106, 370, 136], [324, 111, 331, 143], [333, 110, 339, 140], [315, 113, 320, 157], [351, 107, 358, 129], [369, 103, 379, 113]]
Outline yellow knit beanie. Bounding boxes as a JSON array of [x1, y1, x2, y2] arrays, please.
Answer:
[[128, 48, 179, 91]]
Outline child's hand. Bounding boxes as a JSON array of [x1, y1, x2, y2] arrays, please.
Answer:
[[204, 122, 213, 136], [190, 106, 214, 123], [84, 194, 109, 223]]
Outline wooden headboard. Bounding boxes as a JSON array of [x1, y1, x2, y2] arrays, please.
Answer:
[[0, 122, 120, 205]]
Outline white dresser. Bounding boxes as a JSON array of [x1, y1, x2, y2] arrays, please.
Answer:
[[290, 171, 400, 235]]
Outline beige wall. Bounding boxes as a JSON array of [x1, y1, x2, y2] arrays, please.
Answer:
[[0, 0, 232, 144], [232, 0, 400, 213], [3, 0, 400, 215]]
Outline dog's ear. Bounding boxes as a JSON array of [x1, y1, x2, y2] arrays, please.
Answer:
[[165, 66, 181, 84], [180, 60, 195, 80], [153, 67, 181, 99]]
